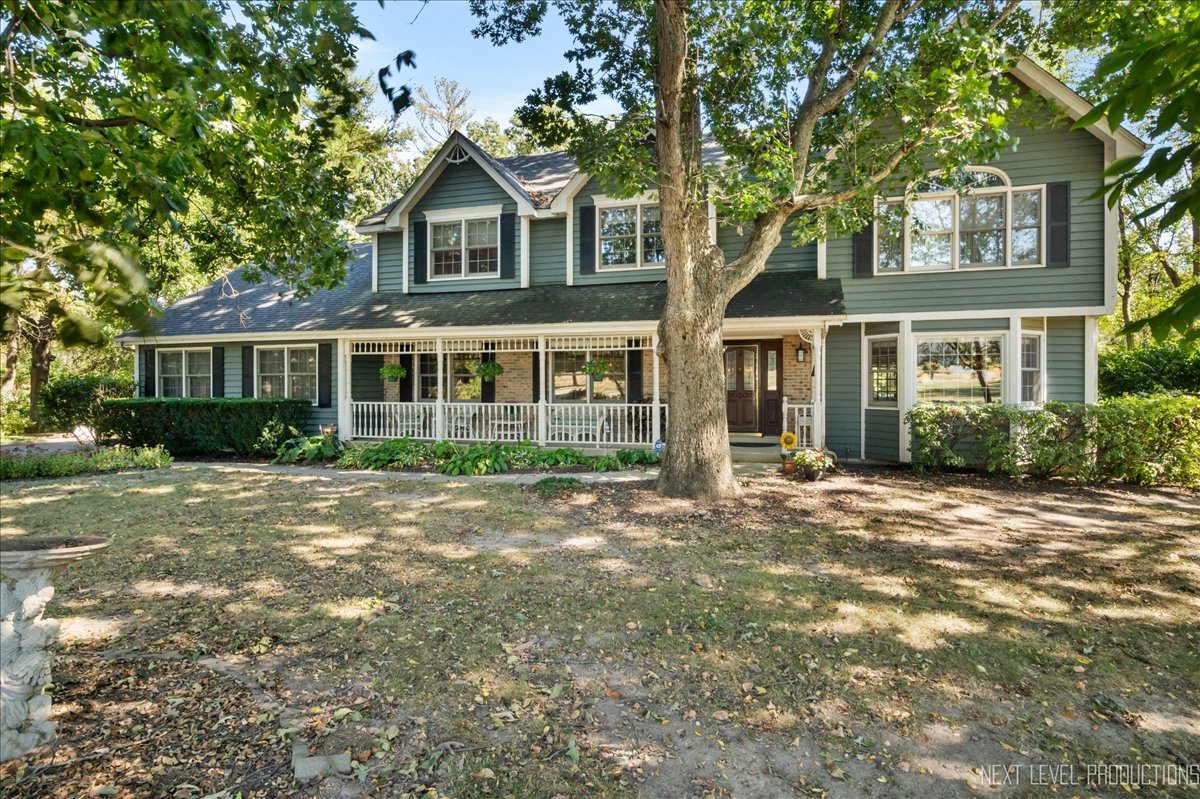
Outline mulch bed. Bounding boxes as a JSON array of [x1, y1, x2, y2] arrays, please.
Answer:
[[0, 652, 296, 799]]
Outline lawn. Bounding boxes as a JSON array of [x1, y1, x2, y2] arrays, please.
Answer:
[[1, 465, 1197, 798]]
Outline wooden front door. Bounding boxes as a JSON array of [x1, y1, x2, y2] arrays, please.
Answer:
[[724, 345, 758, 431]]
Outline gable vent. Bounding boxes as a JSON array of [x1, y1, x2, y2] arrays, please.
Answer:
[[445, 143, 470, 164]]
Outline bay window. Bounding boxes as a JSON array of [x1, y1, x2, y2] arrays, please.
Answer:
[[158, 349, 212, 398], [1020, 334, 1044, 404], [256, 346, 317, 403], [552, 350, 627, 403], [915, 336, 1003, 404], [597, 200, 665, 269], [876, 168, 1044, 273]]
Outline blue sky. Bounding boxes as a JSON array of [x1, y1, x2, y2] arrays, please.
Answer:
[[351, 0, 605, 125]]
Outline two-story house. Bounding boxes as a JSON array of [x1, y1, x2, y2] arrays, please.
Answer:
[[119, 59, 1143, 463]]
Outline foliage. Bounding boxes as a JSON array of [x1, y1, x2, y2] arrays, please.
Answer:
[[39, 375, 134, 434], [0, 445, 172, 481], [439, 443, 511, 476], [96, 398, 312, 456], [528, 476, 583, 499], [1099, 340, 1200, 396], [906, 397, 1200, 485], [1, 396, 32, 440], [474, 361, 505, 382], [273, 432, 345, 464], [331, 438, 659, 475], [336, 438, 433, 470], [379, 363, 409, 381], [2, 0, 371, 341], [581, 360, 612, 380], [793, 449, 834, 471]]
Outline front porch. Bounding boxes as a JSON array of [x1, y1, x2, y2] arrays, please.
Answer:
[[336, 330, 825, 450]]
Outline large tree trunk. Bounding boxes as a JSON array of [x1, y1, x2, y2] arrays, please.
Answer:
[[1, 326, 18, 402], [22, 313, 55, 428]]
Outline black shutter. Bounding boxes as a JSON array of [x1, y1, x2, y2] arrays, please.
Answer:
[[480, 350, 496, 404], [141, 346, 156, 397], [578, 205, 596, 274], [242, 346, 255, 398], [500, 212, 516, 279], [412, 220, 427, 284], [626, 343, 644, 403], [398, 354, 414, 402], [211, 346, 224, 397], [852, 221, 875, 278], [530, 353, 540, 402], [317, 343, 332, 407], [1047, 181, 1071, 268]]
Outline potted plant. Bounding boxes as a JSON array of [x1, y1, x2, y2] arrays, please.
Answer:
[[582, 359, 611, 380], [475, 360, 505, 382], [793, 448, 834, 481], [779, 431, 799, 474], [379, 363, 407, 382]]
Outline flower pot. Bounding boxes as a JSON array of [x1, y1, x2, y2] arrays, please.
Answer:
[[781, 459, 797, 475], [803, 466, 823, 481]]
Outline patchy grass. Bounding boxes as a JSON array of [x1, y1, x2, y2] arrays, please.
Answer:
[[0, 465, 1197, 798]]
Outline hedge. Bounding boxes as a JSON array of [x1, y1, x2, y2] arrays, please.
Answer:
[[40, 375, 135, 433], [907, 394, 1200, 486], [1099, 340, 1200, 397], [96, 397, 312, 456]]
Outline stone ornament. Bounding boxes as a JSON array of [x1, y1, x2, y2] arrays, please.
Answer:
[[1, 536, 110, 762]]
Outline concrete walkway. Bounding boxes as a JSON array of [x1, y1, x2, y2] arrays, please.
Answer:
[[0, 434, 85, 456]]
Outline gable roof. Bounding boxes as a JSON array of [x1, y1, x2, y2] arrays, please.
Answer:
[[118, 243, 844, 342]]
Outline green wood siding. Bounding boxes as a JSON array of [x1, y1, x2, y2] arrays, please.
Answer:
[[402, 159, 521, 293], [831, 115, 1107, 315], [717, 217, 818, 275], [377, 232, 405, 292], [530, 217, 566, 285], [824, 324, 862, 461], [571, 177, 666, 285], [864, 408, 900, 461], [1047, 316, 1085, 401], [222, 340, 338, 432], [912, 318, 1007, 333], [351, 354, 386, 401]]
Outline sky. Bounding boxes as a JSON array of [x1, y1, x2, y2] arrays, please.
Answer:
[[350, 0, 609, 126]]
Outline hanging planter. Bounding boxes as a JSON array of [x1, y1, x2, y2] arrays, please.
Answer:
[[475, 361, 505, 382], [582, 359, 611, 380], [379, 363, 408, 382]]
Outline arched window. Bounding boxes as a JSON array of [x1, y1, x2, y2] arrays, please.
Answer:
[[876, 167, 1044, 273]]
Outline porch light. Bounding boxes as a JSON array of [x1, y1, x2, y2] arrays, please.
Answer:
[[796, 347, 806, 363]]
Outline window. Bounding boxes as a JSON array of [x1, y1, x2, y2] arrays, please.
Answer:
[[429, 213, 499, 279], [158, 349, 211, 398], [417, 353, 440, 401], [868, 338, 898, 407], [598, 202, 665, 269], [257, 346, 317, 403], [552, 350, 627, 403], [876, 168, 1044, 273], [450, 355, 481, 401], [1021, 334, 1043, 404], [916, 336, 1003, 404]]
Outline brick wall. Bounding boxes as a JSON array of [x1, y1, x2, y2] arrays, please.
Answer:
[[495, 351, 533, 403], [781, 335, 814, 404]]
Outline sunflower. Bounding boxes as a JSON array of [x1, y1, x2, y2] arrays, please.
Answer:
[[779, 431, 798, 450]]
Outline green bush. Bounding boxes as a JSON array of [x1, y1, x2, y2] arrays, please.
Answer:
[[40, 375, 134, 434], [336, 437, 432, 470], [331, 438, 659, 475], [906, 395, 1200, 485], [529, 476, 583, 499], [273, 431, 344, 464], [96, 397, 312, 456], [1, 396, 32, 440], [1099, 340, 1200, 397], [0, 445, 172, 480]]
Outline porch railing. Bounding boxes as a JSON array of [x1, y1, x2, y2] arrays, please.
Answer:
[[782, 398, 815, 449], [349, 401, 667, 448]]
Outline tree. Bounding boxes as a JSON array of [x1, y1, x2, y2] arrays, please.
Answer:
[[411, 77, 542, 157], [1, 0, 371, 343], [471, 0, 1055, 498]]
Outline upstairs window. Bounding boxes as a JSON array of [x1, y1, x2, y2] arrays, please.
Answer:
[[429, 214, 499, 279], [876, 168, 1044, 274], [158, 349, 212, 398], [597, 201, 665, 269]]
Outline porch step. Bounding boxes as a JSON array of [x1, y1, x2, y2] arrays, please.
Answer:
[[730, 443, 783, 463]]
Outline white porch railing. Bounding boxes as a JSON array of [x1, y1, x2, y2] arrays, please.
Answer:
[[349, 401, 666, 447], [782, 398, 815, 449]]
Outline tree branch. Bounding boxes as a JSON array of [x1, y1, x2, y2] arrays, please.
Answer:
[[60, 114, 151, 129]]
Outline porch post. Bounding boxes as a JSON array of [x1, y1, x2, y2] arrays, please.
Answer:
[[435, 338, 446, 440], [898, 319, 915, 463], [537, 335, 548, 445], [813, 327, 826, 449], [337, 339, 352, 441], [651, 332, 661, 444]]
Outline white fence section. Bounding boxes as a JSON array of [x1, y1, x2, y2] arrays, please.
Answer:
[[789, 403, 815, 449], [350, 401, 665, 447]]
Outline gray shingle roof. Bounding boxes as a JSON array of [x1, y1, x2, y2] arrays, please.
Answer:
[[124, 244, 844, 340]]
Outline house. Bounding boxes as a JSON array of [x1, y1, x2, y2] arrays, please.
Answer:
[[118, 59, 1144, 463]]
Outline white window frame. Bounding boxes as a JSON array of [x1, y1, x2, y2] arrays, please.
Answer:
[[592, 194, 665, 272], [423, 204, 503, 281], [864, 335, 899, 409], [874, 167, 1047, 275], [550, 350, 629, 404], [253, 345, 319, 405], [415, 352, 439, 402], [913, 331, 1009, 405], [1019, 330, 1047, 406], [157, 348, 213, 398]]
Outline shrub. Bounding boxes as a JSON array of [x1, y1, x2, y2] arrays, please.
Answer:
[[336, 437, 432, 470], [273, 431, 344, 464], [530, 476, 583, 498], [906, 395, 1200, 485], [96, 398, 312, 456], [0, 445, 172, 480], [439, 443, 510, 476], [331, 439, 660, 475], [40, 375, 134, 435], [1099, 340, 1200, 397], [1, 396, 32, 440]]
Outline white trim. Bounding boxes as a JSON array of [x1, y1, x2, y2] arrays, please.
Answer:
[[565, 204, 574, 286], [337, 339, 351, 440], [132, 346, 140, 394], [1004, 314, 1022, 407], [520, 215, 531, 289], [426, 213, 503, 282], [156, 347, 214, 399], [898, 320, 914, 462], [1017, 327, 1047, 405], [707, 201, 717, 245], [422, 204, 504, 223], [1084, 316, 1099, 403], [863, 333, 900, 409], [549, 171, 592, 214], [859, 323, 867, 460], [1103, 180, 1118, 312], [252, 344, 319, 405], [401, 214, 410, 294], [843, 306, 1107, 324], [816, 239, 827, 280], [591, 194, 666, 272], [370, 233, 379, 293]]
